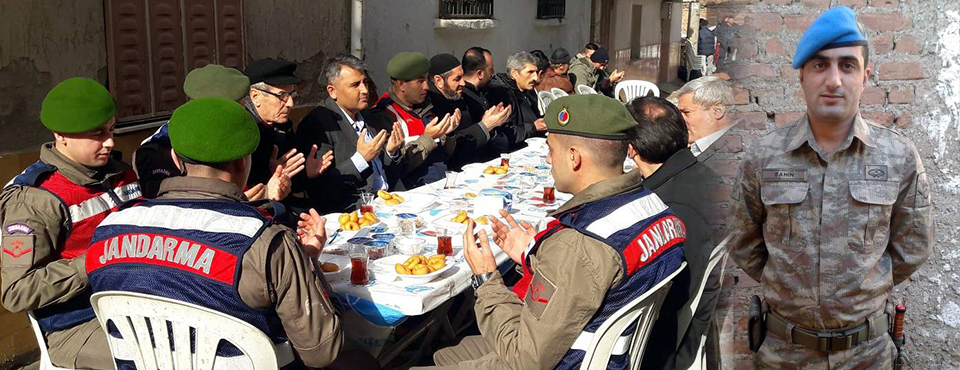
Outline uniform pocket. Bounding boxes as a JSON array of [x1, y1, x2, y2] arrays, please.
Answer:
[[849, 180, 899, 252], [760, 182, 809, 252]]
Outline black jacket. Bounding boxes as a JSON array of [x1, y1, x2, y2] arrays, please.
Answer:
[[295, 99, 399, 213], [244, 100, 296, 188], [485, 73, 542, 153], [640, 149, 723, 370], [424, 88, 491, 170]]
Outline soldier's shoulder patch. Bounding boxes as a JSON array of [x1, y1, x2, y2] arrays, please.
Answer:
[[524, 269, 558, 319], [4, 223, 33, 235], [2, 234, 34, 267]]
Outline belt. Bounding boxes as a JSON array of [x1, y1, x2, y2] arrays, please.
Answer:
[[766, 311, 889, 352]]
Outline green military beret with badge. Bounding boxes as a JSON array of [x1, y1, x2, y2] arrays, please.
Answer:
[[387, 52, 430, 81], [545, 94, 638, 140], [183, 64, 250, 101], [40, 77, 117, 134], [168, 98, 259, 163]]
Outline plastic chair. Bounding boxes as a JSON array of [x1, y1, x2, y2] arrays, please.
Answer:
[[538, 91, 557, 115], [550, 88, 569, 97], [684, 237, 730, 370], [577, 84, 598, 95], [579, 262, 687, 370], [90, 291, 293, 370], [26, 311, 76, 370], [615, 80, 661, 102]]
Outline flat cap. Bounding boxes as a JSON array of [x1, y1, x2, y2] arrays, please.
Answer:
[[388, 52, 430, 81], [545, 95, 637, 140], [793, 6, 868, 69], [244, 58, 301, 86], [590, 48, 610, 64], [184, 64, 250, 101], [168, 98, 259, 163], [550, 47, 572, 64], [41, 77, 116, 133], [429, 53, 461, 76]]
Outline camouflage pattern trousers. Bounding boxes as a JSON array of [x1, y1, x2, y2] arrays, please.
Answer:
[[755, 331, 895, 370]]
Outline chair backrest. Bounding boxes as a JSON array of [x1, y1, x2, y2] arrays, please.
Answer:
[[26, 311, 74, 370], [90, 291, 283, 370], [550, 88, 569, 97], [685, 235, 730, 327], [615, 80, 661, 102], [538, 91, 557, 114], [579, 262, 687, 370], [576, 84, 598, 95]]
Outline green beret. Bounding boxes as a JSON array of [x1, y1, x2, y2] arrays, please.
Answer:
[[183, 64, 250, 101], [168, 98, 259, 163], [41, 77, 116, 133], [545, 95, 637, 140], [387, 52, 430, 81]]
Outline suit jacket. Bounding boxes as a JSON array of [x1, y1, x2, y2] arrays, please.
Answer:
[[295, 98, 399, 213], [640, 149, 723, 370]]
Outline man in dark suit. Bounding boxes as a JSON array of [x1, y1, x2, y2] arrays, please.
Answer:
[[296, 55, 405, 213], [627, 97, 723, 370]]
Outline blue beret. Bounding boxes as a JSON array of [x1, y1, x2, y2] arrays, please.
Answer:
[[792, 6, 868, 69]]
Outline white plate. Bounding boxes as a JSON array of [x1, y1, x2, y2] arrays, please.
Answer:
[[374, 255, 456, 284], [318, 255, 351, 281], [324, 219, 386, 242], [373, 193, 438, 210]]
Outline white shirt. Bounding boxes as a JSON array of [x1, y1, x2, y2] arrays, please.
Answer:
[[691, 124, 734, 157]]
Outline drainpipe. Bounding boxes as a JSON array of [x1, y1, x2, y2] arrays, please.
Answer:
[[351, 0, 363, 58]]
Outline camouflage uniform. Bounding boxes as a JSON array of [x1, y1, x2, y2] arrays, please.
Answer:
[[727, 113, 933, 368]]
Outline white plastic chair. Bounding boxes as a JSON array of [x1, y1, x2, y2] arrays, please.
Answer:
[[538, 91, 557, 115], [577, 84, 598, 95], [90, 291, 294, 370], [615, 80, 661, 102], [550, 88, 569, 97], [579, 262, 687, 370], [684, 237, 730, 370], [26, 311, 76, 370]]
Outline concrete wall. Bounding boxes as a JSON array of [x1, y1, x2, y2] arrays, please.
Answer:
[[0, 1, 109, 157], [361, 0, 592, 91], [700, 0, 960, 367]]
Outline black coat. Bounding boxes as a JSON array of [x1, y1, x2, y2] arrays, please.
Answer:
[[424, 88, 491, 170], [295, 99, 398, 213], [640, 149, 723, 370], [485, 73, 542, 153]]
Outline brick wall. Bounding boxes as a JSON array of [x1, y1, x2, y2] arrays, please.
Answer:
[[699, 0, 960, 368]]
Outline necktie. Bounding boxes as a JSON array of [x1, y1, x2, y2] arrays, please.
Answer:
[[355, 122, 387, 191]]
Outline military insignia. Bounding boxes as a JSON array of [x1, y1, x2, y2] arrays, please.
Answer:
[[761, 169, 808, 182], [524, 269, 558, 319], [4, 223, 33, 235], [866, 165, 888, 181], [558, 107, 571, 126], [1, 235, 34, 266]]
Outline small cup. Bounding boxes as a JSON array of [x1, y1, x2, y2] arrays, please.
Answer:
[[359, 192, 375, 214], [444, 171, 459, 189], [396, 238, 426, 255], [500, 154, 511, 167]]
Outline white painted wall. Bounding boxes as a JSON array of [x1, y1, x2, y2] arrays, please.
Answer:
[[361, 0, 591, 90]]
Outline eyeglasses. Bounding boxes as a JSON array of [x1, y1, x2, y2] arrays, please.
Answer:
[[255, 88, 298, 103]]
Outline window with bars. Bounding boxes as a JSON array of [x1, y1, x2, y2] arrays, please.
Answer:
[[438, 0, 494, 19], [537, 0, 566, 19]]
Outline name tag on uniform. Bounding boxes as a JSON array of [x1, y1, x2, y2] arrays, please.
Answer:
[[761, 168, 807, 182]]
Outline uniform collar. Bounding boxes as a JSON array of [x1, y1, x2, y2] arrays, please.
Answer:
[[785, 113, 876, 154], [156, 176, 246, 201], [550, 170, 644, 217], [40, 143, 127, 187]]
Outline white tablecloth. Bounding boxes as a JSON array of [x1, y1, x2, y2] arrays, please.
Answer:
[[319, 137, 578, 323]]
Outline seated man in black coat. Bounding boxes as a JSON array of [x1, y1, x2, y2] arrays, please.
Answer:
[[485, 51, 548, 155], [425, 53, 511, 170], [626, 96, 724, 370]]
